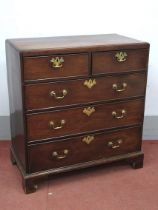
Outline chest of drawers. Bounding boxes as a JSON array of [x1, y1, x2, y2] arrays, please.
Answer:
[[6, 34, 149, 193]]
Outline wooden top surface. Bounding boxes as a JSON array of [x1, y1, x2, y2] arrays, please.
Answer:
[[6, 34, 149, 56]]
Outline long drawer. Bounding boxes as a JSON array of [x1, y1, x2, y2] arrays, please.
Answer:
[[26, 99, 144, 141], [25, 72, 147, 111], [28, 126, 142, 173]]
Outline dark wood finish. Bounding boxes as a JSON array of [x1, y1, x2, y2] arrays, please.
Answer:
[[10, 148, 17, 165], [28, 126, 142, 173], [10, 143, 144, 193], [6, 34, 149, 193], [5, 42, 27, 170], [92, 49, 149, 74], [23, 53, 89, 81], [22, 178, 38, 194], [26, 99, 144, 141], [127, 152, 144, 169], [25, 72, 147, 111], [7, 34, 149, 56]]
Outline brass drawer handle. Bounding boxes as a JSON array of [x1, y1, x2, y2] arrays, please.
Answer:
[[115, 52, 127, 62], [108, 139, 123, 149], [84, 79, 96, 89], [49, 119, 66, 130], [50, 89, 68, 99], [112, 82, 127, 92], [83, 107, 95, 116], [82, 135, 94, 144], [52, 149, 69, 159], [112, 109, 126, 119], [50, 57, 64, 68]]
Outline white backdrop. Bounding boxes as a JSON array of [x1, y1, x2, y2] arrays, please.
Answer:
[[0, 0, 158, 116]]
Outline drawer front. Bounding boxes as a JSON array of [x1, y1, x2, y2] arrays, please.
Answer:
[[28, 126, 142, 173], [23, 53, 89, 81], [92, 49, 149, 74], [25, 73, 147, 111], [27, 99, 144, 141]]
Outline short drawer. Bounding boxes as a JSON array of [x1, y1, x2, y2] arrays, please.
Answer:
[[26, 99, 144, 141], [23, 53, 89, 81], [92, 49, 149, 74], [25, 72, 147, 111], [28, 126, 142, 173]]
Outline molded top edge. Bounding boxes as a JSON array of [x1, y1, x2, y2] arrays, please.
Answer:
[[6, 34, 150, 56]]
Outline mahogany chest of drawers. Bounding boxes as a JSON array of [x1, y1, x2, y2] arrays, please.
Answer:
[[6, 34, 149, 193]]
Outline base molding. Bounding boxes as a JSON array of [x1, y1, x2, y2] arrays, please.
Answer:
[[10, 146, 144, 194]]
